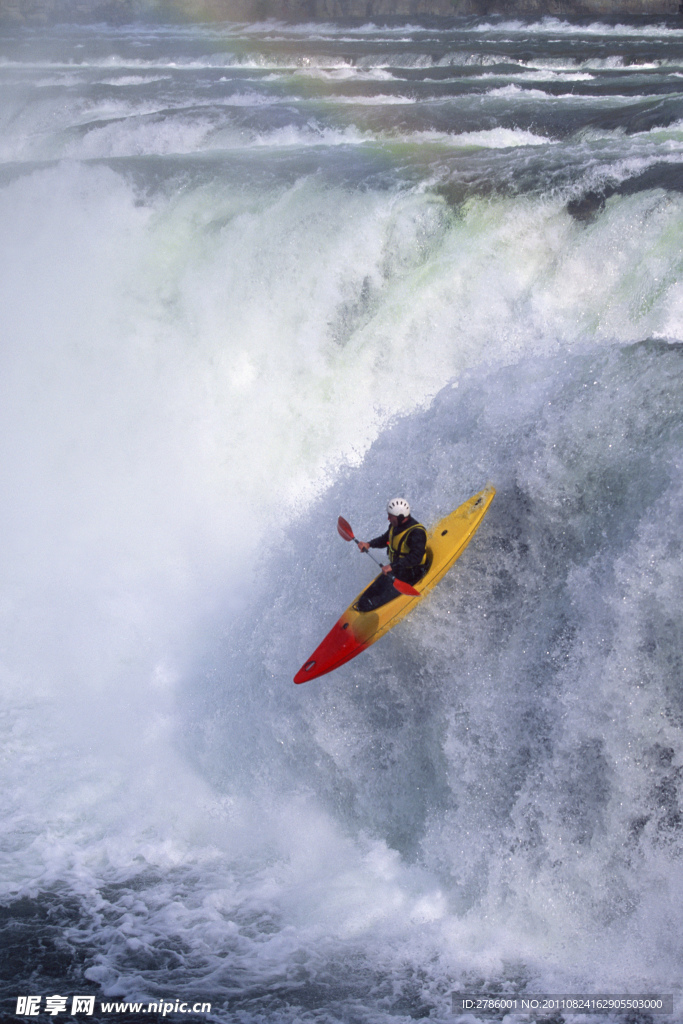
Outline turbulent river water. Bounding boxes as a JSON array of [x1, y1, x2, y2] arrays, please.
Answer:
[[1, 12, 683, 1023]]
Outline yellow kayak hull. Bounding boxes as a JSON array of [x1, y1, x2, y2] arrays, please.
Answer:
[[294, 485, 495, 683]]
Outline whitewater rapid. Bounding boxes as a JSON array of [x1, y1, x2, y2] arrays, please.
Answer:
[[1, 13, 683, 1023]]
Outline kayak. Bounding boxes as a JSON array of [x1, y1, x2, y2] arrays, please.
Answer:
[[294, 485, 495, 684]]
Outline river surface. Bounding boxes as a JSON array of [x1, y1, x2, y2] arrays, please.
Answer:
[[1, 13, 683, 1023]]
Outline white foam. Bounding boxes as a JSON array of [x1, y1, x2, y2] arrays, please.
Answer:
[[413, 127, 551, 148], [480, 70, 595, 82], [471, 16, 683, 37], [293, 65, 395, 81], [99, 74, 173, 86], [325, 92, 417, 105]]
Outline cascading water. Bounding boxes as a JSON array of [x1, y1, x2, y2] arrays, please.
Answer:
[[1, 12, 683, 1023]]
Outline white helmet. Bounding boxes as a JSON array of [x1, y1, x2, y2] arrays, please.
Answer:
[[387, 497, 410, 517]]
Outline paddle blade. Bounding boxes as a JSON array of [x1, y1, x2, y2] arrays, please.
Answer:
[[337, 516, 355, 542], [392, 578, 420, 597]]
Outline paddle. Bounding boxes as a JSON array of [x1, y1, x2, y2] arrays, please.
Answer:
[[337, 516, 420, 597]]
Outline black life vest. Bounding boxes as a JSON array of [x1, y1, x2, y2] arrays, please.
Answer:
[[388, 521, 427, 566]]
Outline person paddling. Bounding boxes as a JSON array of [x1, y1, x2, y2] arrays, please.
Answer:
[[356, 498, 428, 612]]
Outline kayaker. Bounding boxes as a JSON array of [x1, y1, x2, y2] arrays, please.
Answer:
[[356, 498, 428, 612]]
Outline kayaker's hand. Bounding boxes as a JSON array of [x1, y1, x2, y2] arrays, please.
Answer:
[[381, 564, 392, 575], [358, 541, 369, 552]]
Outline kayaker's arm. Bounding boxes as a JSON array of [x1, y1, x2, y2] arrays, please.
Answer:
[[358, 529, 389, 554]]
